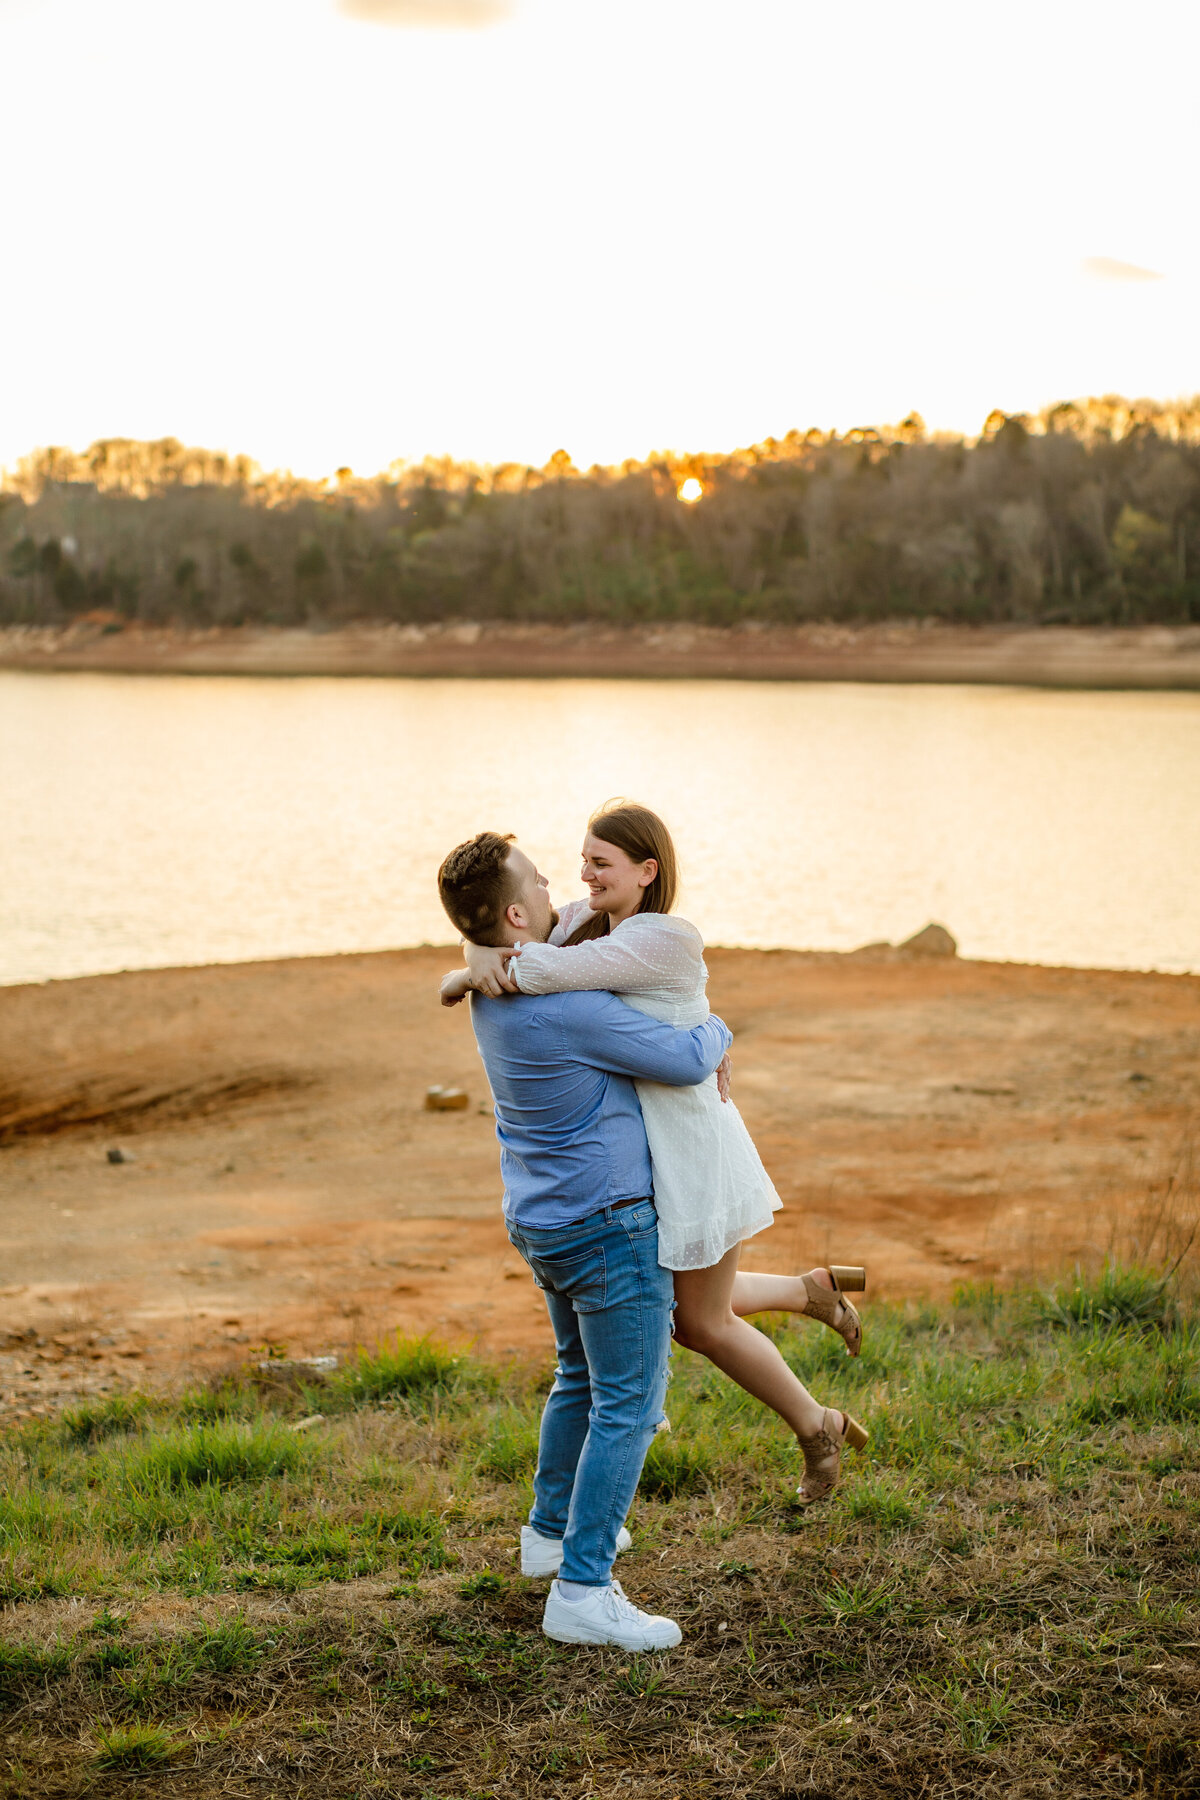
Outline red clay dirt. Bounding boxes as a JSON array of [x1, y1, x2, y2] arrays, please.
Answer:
[[1, 945, 1197, 1424]]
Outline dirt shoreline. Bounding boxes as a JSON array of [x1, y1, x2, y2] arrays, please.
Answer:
[[4, 619, 1200, 687], [1, 943, 1196, 1427]]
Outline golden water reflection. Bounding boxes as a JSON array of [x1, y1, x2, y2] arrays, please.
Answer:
[[2, 673, 1198, 984]]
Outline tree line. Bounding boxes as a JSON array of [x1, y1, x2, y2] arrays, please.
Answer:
[[2, 396, 1198, 631]]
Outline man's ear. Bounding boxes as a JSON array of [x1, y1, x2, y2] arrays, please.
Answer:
[[504, 899, 528, 932]]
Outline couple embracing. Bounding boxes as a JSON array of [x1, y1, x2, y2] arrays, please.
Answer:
[[437, 801, 867, 1653]]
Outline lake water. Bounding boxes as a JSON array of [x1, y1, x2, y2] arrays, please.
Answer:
[[1, 671, 1198, 986]]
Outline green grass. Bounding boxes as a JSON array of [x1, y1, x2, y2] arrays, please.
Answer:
[[333, 1333, 477, 1406], [191, 1617, 262, 1674], [59, 1394, 149, 1445], [123, 1419, 305, 1490], [93, 1721, 180, 1771], [475, 1405, 541, 1481], [638, 1429, 716, 1498], [0, 1290, 1197, 1798], [1037, 1261, 1182, 1333]]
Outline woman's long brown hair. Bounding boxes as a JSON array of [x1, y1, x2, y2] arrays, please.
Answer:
[[564, 802, 679, 944]]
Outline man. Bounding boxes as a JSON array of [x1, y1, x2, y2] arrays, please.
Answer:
[[437, 831, 731, 1652]]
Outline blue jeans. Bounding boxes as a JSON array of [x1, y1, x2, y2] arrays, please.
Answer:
[[507, 1199, 674, 1586]]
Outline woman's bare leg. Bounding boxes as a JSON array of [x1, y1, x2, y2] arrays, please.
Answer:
[[672, 1245, 840, 1443], [730, 1266, 835, 1318]]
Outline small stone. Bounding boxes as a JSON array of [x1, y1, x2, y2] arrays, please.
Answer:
[[899, 922, 957, 957], [106, 1146, 136, 1164], [254, 1354, 338, 1374], [290, 1414, 326, 1432], [425, 1086, 469, 1112]]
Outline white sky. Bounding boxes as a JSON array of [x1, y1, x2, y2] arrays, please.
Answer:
[[2, 0, 1198, 477]]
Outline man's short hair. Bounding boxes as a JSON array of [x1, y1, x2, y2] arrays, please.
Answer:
[[438, 831, 518, 944]]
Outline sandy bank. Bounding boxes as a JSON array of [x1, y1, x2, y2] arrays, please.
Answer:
[[1, 944, 1196, 1424], [3, 619, 1200, 687]]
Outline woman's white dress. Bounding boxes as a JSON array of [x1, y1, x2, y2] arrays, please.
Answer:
[[511, 900, 781, 1271]]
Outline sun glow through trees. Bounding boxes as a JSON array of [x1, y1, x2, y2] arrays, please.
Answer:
[[677, 477, 704, 504]]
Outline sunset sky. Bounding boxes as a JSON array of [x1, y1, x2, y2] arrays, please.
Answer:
[[2, 0, 1198, 477]]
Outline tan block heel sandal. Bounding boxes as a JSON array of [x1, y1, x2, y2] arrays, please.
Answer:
[[796, 1408, 869, 1504], [801, 1265, 867, 1356]]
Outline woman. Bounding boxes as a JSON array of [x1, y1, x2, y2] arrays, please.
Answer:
[[445, 801, 867, 1503]]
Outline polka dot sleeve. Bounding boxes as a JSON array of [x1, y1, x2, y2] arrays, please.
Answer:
[[512, 913, 705, 998]]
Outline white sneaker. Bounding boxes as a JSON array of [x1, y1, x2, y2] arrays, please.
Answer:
[[542, 1578, 681, 1651], [520, 1524, 632, 1578]]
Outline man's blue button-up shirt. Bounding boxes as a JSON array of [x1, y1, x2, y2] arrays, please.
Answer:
[[469, 989, 732, 1230]]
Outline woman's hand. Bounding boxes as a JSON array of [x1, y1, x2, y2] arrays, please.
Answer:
[[440, 968, 473, 1007], [464, 942, 520, 998], [716, 1052, 732, 1103]]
